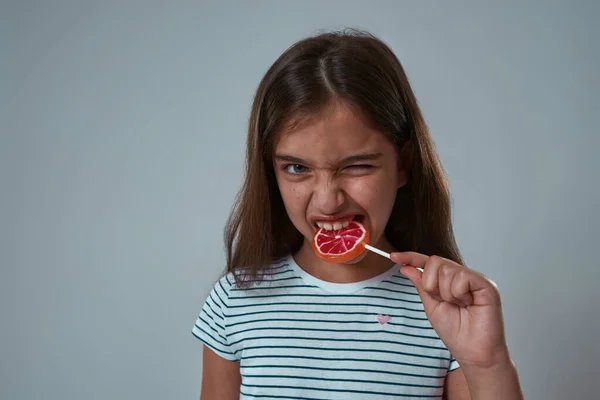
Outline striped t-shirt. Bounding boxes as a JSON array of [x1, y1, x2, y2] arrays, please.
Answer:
[[193, 255, 459, 399]]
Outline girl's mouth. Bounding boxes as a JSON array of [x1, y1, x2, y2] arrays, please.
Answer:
[[313, 215, 364, 231]]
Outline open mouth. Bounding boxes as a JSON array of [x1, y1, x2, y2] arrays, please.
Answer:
[[313, 215, 364, 231], [311, 214, 370, 263]]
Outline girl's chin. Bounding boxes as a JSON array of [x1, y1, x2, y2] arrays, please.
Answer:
[[340, 250, 369, 265], [299, 242, 369, 266]]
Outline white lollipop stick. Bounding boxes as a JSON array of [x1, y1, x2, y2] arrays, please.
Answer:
[[363, 244, 424, 272], [363, 244, 390, 259]]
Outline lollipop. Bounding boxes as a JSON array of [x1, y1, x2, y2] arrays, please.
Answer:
[[312, 220, 370, 263], [312, 220, 423, 270]]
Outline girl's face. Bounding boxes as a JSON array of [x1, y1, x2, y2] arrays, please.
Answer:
[[273, 103, 407, 266]]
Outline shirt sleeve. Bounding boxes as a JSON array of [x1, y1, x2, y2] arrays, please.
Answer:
[[448, 356, 460, 373], [191, 275, 239, 361]]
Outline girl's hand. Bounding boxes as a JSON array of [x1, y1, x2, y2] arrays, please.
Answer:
[[390, 252, 510, 370]]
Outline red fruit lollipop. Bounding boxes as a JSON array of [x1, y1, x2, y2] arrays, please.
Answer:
[[312, 220, 370, 263]]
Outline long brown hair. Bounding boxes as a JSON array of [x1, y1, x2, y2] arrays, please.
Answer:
[[224, 29, 463, 286]]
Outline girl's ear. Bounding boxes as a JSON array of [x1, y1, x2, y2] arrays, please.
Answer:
[[397, 168, 409, 188], [397, 141, 412, 188]]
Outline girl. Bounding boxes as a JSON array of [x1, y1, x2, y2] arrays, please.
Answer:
[[193, 30, 523, 399]]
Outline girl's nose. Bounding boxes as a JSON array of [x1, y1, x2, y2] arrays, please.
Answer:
[[312, 177, 346, 215]]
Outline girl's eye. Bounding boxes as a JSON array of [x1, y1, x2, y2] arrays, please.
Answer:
[[346, 164, 373, 171], [284, 164, 309, 174]]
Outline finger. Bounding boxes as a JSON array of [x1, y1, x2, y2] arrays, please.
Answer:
[[451, 269, 474, 306], [438, 264, 464, 305], [421, 256, 443, 297], [399, 265, 441, 310], [390, 252, 430, 269], [399, 265, 423, 288], [456, 268, 502, 307]]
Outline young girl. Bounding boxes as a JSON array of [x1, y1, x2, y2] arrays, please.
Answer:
[[192, 30, 523, 400]]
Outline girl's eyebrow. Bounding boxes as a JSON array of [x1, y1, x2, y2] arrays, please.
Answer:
[[341, 152, 383, 163], [274, 152, 383, 165], [274, 154, 306, 164]]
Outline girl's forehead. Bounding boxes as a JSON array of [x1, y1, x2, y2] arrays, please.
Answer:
[[274, 104, 393, 159]]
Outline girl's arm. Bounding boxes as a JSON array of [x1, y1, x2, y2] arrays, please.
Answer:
[[391, 252, 524, 400], [444, 357, 523, 400], [444, 368, 470, 399], [200, 346, 241, 400], [460, 356, 523, 400]]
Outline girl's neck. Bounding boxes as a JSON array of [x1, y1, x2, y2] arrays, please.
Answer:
[[293, 236, 397, 284]]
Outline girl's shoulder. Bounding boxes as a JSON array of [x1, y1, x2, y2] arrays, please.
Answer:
[[213, 255, 297, 293]]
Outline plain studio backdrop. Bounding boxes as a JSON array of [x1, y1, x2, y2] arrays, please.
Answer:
[[1, 1, 598, 399]]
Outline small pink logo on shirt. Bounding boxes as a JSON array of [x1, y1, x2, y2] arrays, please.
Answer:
[[376, 314, 390, 325]]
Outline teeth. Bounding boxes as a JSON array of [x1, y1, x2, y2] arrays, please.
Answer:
[[316, 218, 356, 231]]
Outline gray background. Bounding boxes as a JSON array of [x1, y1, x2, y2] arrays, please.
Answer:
[[1, 1, 598, 399]]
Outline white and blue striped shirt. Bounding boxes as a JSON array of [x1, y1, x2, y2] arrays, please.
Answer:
[[193, 255, 459, 399]]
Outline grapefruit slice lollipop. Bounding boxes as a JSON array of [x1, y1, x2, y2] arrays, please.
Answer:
[[312, 220, 370, 263]]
